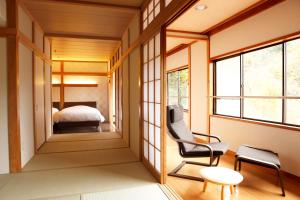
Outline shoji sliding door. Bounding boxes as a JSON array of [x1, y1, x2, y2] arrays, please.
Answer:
[[142, 32, 163, 180]]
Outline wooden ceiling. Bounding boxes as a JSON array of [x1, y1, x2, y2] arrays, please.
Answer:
[[73, 0, 144, 7], [168, 0, 262, 33], [24, 0, 139, 38], [51, 37, 120, 61], [23, 0, 141, 61]]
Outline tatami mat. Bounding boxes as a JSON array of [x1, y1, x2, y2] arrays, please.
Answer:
[[0, 162, 157, 200], [23, 148, 138, 172], [38, 138, 127, 154], [48, 132, 121, 142]]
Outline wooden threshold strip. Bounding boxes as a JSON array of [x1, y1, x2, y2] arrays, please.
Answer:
[[52, 72, 108, 76], [53, 84, 98, 87], [210, 115, 300, 132]]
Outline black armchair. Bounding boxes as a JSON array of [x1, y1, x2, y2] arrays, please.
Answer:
[[167, 105, 229, 181]]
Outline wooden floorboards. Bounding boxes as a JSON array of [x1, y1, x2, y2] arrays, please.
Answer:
[[166, 142, 300, 200]]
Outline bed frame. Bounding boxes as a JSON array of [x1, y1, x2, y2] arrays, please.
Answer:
[[53, 101, 100, 132]]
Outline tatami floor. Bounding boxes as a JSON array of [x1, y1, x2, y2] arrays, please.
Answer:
[[166, 136, 300, 200], [38, 131, 124, 154], [0, 132, 171, 200]]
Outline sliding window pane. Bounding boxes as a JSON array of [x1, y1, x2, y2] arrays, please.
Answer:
[[179, 69, 189, 97], [180, 97, 189, 110], [244, 99, 282, 122], [286, 99, 300, 125], [243, 44, 282, 96], [168, 96, 178, 105], [167, 72, 178, 98], [216, 99, 240, 117], [216, 56, 240, 96], [286, 38, 300, 96]]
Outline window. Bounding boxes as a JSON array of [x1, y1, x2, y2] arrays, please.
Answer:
[[214, 37, 300, 127], [167, 68, 189, 110], [143, 0, 160, 30]]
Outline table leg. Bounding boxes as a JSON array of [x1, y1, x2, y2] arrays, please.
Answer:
[[230, 185, 234, 194], [203, 181, 207, 192], [221, 185, 225, 200]]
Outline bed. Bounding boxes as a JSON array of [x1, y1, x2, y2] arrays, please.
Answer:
[[52, 101, 105, 132]]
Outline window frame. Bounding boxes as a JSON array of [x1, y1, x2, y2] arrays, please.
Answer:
[[167, 67, 189, 111], [213, 36, 300, 128]]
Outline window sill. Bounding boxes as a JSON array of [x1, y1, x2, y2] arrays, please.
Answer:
[[210, 115, 300, 132]]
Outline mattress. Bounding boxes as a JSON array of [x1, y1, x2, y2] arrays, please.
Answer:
[[53, 105, 105, 123]]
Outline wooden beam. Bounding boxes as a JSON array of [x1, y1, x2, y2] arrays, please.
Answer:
[[7, 0, 22, 173], [166, 44, 189, 57], [52, 60, 108, 63], [202, 0, 286, 35], [53, 84, 98, 87], [110, 0, 199, 74], [23, 0, 139, 11], [0, 27, 17, 36], [59, 62, 64, 109], [45, 32, 121, 41], [18, 32, 51, 64], [52, 72, 108, 76]]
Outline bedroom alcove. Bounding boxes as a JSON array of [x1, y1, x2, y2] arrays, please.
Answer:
[[5, 0, 140, 174], [35, 37, 128, 154]]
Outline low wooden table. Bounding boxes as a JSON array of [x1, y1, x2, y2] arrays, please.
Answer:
[[200, 167, 243, 200]]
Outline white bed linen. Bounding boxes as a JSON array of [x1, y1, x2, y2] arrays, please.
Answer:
[[55, 106, 105, 123], [52, 107, 60, 123]]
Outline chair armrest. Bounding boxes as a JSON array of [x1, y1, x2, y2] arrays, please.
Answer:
[[173, 138, 214, 165], [192, 132, 221, 142]]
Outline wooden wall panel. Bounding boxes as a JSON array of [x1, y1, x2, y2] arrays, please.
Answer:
[[34, 55, 45, 149]]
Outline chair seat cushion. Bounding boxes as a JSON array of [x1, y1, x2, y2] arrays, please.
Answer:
[[184, 142, 229, 157], [236, 145, 280, 167]]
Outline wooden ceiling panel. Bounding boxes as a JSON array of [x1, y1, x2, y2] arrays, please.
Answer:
[[24, 1, 137, 38], [77, 0, 144, 7], [168, 0, 262, 33], [51, 37, 119, 61]]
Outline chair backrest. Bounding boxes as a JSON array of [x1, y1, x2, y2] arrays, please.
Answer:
[[166, 105, 195, 154]]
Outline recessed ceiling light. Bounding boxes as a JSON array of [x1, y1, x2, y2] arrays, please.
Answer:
[[195, 4, 207, 12]]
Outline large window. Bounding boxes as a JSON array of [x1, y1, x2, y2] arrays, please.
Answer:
[[167, 68, 189, 110], [214, 37, 300, 127]]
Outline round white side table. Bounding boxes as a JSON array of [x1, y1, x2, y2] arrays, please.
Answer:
[[199, 167, 243, 200]]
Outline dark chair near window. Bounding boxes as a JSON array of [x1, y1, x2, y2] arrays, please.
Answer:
[[166, 105, 229, 181]]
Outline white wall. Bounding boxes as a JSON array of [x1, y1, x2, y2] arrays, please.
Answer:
[[211, 117, 300, 176], [190, 41, 208, 133], [166, 48, 188, 70], [128, 13, 141, 158], [19, 43, 34, 167], [129, 48, 140, 158], [209, 0, 300, 176], [0, 38, 9, 174], [210, 0, 300, 57], [44, 63, 52, 140], [18, 6, 32, 41]]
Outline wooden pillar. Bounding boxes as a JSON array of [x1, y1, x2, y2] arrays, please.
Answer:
[[59, 61, 64, 109], [7, 0, 22, 172]]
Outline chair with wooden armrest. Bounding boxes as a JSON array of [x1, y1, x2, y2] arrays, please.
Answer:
[[166, 105, 229, 181]]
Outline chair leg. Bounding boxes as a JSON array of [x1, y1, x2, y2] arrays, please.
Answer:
[[239, 160, 242, 171], [276, 168, 285, 196], [168, 160, 204, 182], [234, 158, 238, 171]]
